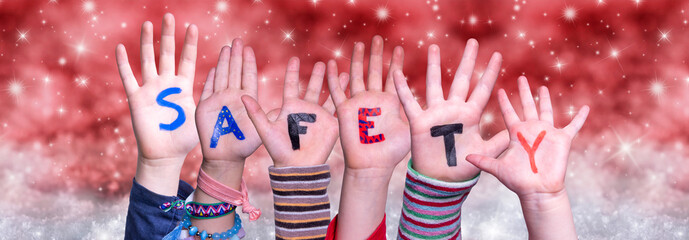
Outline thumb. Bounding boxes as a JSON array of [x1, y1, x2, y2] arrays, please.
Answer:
[[266, 108, 281, 122], [240, 95, 271, 134], [466, 154, 500, 176]]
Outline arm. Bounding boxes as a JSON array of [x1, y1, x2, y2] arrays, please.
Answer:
[[116, 13, 200, 239], [391, 40, 507, 239], [325, 36, 410, 239], [241, 57, 348, 239], [466, 77, 590, 240], [190, 38, 264, 236]]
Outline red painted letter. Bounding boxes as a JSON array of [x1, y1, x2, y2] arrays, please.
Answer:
[[517, 131, 546, 173]]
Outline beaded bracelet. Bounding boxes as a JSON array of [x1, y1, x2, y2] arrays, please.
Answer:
[[185, 201, 236, 219], [180, 213, 242, 239]]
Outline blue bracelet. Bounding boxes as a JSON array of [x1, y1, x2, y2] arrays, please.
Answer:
[[181, 213, 242, 239]]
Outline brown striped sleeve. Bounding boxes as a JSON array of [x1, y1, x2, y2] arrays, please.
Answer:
[[269, 164, 331, 240]]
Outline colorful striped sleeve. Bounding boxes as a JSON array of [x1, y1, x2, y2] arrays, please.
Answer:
[[398, 161, 479, 240], [269, 164, 332, 240]]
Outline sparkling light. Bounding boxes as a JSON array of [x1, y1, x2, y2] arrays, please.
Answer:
[[216, 0, 229, 12], [517, 31, 526, 39], [76, 43, 86, 53], [7, 79, 24, 99], [648, 80, 665, 98], [427, 31, 435, 39], [375, 6, 389, 21], [82, 1, 95, 13], [658, 29, 670, 42], [75, 76, 89, 88], [553, 58, 565, 73], [282, 29, 294, 42], [16, 29, 29, 42], [469, 15, 478, 25], [563, 6, 577, 21], [57, 105, 67, 116], [481, 112, 494, 125]]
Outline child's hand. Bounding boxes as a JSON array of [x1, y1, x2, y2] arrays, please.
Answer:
[[392, 39, 508, 182], [466, 77, 589, 198], [196, 39, 262, 166], [329, 36, 408, 239], [327, 36, 410, 175], [116, 14, 199, 195], [241, 57, 349, 168]]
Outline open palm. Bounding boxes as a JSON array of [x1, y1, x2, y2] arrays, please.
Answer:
[[242, 58, 349, 167], [467, 77, 589, 196], [393, 40, 509, 182], [328, 36, 410, 171], [196, 39, 261, 161], [116, 13, 199, 162]]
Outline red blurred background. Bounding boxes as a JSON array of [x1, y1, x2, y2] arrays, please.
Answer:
[[1, 0, 687, 238]]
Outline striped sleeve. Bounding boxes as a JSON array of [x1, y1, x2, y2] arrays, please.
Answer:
[[398, 161, 479, 240], [269, 164, 331, 240]]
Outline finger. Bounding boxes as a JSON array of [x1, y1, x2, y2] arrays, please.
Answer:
[[326, 60, 347, 107], [304, 61, 326, 103], [468, 52, 502, 110], [242, 47, 258, 98], [213, 46, 231, 92], [466, 154, 500, 176], [367, 35, 384, 91], [283, 57, 300, 100], [177, 24, 198, 79], [116, 44, 140, 96], [200, 68, 215, 103], [241, 95, 272, 135], [538, 86, 554, 124], [158, 13, 176, 76], [140, 21, 157, 81], [498, 89, 520, 127], [267, 108, 281, 122], [448, 39, 478, 102], [323, 72, 350, 114], [518, 76, 539, 121], [350, 42, 366, 95], [228, 38, 244, 89], [393, 70, 422, 118], [322, 97, 336, 114], [484, 130, 510, 157], [426, 44, 444, 106], [563, 105, 590, 136], [384, 46, 404, 94]]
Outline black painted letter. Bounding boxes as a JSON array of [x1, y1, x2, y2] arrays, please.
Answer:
[[430, 123, 463, 166], [287, 113, 316, 150]]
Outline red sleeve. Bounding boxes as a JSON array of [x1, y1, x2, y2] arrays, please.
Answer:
[[325, 214, 387, 240]]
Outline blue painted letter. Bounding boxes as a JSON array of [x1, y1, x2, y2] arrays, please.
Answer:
[[210, 106, 245, 148], [157, 87, 186, 131]]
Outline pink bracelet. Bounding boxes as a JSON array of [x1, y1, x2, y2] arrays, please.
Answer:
[[197, 168, 261, 221]]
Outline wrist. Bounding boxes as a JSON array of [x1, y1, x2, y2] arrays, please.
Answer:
[[337, 168, 391, 240], [134, 155, 185, 196], [200, 157, 246, 190], [342, 167, 393, 192], [518, 189, 577, 239], [518, 189, 570, 213]]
